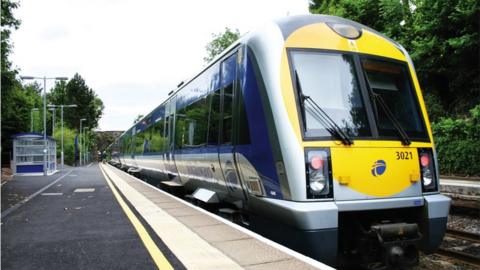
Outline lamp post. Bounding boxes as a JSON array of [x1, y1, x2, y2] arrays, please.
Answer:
[[48, 104, 77, 169], [31, 108, 39, 132], [79, 118, 86, 166], [83, 126, 89, 165], [21, 76, 68, 176]]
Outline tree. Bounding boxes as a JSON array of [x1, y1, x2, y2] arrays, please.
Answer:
[[52, 127, 77, 165], [409, 0, 479, 117], [1, 0, 20, 96], [49, 73, 104, 130], [133, 114, 144, 124], [1, 0, 28, 165], [203, 27, 241, 63], [95, 131, 117, 153]]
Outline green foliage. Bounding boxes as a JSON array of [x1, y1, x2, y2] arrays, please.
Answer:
[[49, 73, 104, 130], [409, 0, 479, 116], [95, 131, 117, 153], [52, 126, 77, 165], [432, 105, 480, 176], [423, 93, 444, 122], [204, 27, 240, 63], [1, 0, 20, 74]]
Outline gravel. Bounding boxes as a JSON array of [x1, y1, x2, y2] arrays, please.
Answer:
[[448, 214, 480, 234]]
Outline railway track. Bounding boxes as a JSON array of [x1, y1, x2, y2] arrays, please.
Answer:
[[446, 228, 480, 242], [435, 229, 480, 267]]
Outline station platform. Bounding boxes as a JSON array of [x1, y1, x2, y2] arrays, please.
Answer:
[[440, 178, 480, 197], [1, 163, 332, 270]]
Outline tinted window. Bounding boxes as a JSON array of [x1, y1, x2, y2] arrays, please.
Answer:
[[145, 115, 165, 153], [362, 58, 427, 138], [207, 89, 221, 145], [175, 96, 209, 148], [291, 51, 371, 138], [135, 130, 144, 154], [221, 53, 237, 144]]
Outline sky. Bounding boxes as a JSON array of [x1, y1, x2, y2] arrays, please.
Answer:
[[11, 0, 310, 131]]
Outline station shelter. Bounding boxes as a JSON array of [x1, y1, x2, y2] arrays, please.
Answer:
[[11, 133, 57, 175]]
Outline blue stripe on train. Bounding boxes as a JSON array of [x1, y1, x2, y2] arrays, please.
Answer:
[[236, 55, 282, 199]]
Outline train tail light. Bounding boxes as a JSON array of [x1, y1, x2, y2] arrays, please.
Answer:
[[306, 149, 333, 198], [418, 148, 437, 192]]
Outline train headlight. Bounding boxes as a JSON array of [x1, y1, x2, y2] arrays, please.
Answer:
[[418, 148, 437, 192], [306, 149, 333, 199], [326, 22, 362, 40]]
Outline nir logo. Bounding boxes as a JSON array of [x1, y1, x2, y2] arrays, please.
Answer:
[[371, 160, 386, 177]]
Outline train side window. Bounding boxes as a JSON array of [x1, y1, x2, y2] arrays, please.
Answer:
[[222, 84, 234, 144], [182, 95, 209, 147], [220, 53, 237, 144], [135, 129, 144, 155], [148, 116, 164, 153], [164, 115, 170, 151], [207, 89, 221, 145], [175, 104, 187, 149]]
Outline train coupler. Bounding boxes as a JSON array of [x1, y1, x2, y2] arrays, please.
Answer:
[[365, 222, 422, 269]]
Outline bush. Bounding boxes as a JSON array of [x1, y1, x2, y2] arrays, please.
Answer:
[[432, 105, 480, 176], [53, 127, 78, 166]]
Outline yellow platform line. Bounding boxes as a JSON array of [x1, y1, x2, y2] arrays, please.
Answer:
[[100, 165, 174, 270]]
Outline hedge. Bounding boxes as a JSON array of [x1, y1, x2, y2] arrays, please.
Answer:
[[431, 105, 480, 176]]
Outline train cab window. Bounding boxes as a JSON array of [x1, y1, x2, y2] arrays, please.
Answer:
[[220, 53, 237, 144], [290, 51, 371, 138], [361, 58, 428, 139]]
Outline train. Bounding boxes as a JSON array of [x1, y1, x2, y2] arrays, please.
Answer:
[[107, 15, 451, 269]]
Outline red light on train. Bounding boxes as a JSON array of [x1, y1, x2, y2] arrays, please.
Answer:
[[310, 156, 324, 170], [420, 155, 430, 167]]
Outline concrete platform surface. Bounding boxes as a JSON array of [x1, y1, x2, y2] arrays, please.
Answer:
[[101, 163, 333, 270], [440, 178, 480, 197], [1, 164, 184, 270]]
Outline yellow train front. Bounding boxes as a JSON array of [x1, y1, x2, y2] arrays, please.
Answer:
[[244, 15, 451, 269]]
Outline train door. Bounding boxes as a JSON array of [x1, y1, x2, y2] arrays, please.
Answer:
[[163, 97, 179, 179], [218, 51, 247, 201]]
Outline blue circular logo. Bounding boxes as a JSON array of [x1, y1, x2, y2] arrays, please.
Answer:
[[371, 160, 386, 177]]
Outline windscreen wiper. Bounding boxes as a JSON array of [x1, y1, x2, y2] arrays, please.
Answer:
[[372, 93, 411, 145], [362, 71, 411, 145], [295, 70, 353, 145]]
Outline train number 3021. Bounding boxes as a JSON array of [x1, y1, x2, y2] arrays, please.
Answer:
[[395, 151, 413, 160]]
